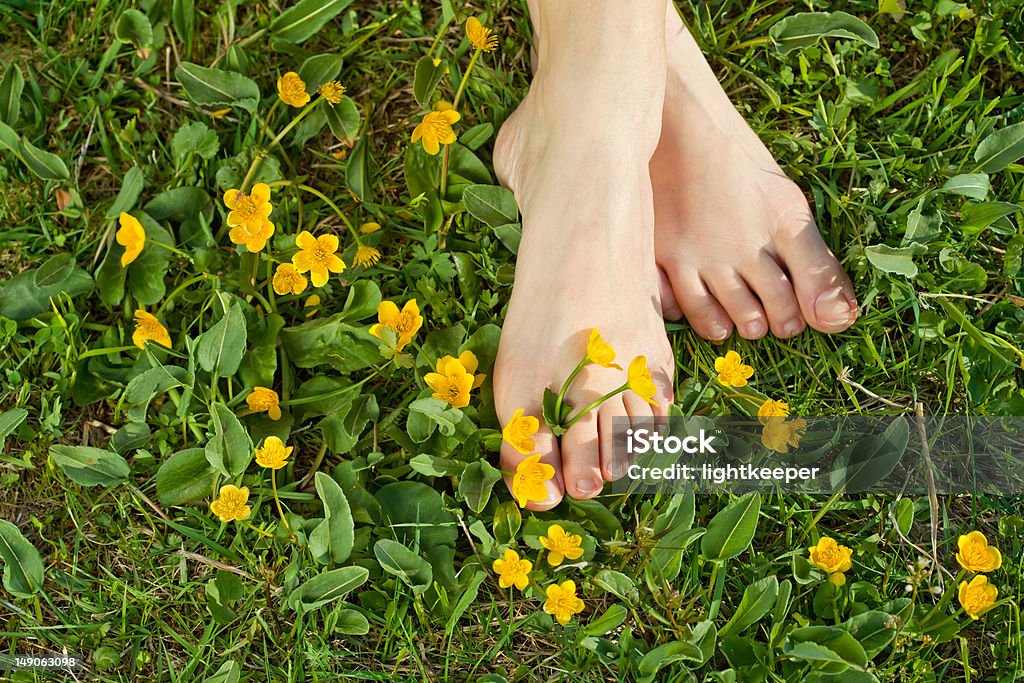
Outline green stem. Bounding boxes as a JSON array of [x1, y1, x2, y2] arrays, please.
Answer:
[[555, 356, 590, 422], [271, 469, 292, 536], [439, 48, 482, 199], [296, 183, 362, 243], [157, 274, 215, 315], [921, 568, 968, 627], [241, 99, 321, 191], [562, 383, 628, 431], [149, 239, 194, 263]]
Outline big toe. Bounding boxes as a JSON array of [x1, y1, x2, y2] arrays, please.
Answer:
[[776, 222, 858, 333], [500, 425, 564, 511]]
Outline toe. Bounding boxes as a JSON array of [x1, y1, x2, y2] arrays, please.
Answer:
[[703, 266, 769, 340], [500, 424, 563, 511], [598, 398, 631, 482], [775, 220, 858, 333], [741, 253, 805, 339], [659, 268, 682, 320], [667, 265, 733, 341], [561, 410, 602, 499]]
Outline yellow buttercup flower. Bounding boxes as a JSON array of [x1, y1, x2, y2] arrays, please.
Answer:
[[544, 580, 585, 626], [503, 408, 540, 455], [956, 531, 1002, 573], [809, 536, 853, 576], [466, 17, 498, 52], [511, 454, 555, 508], [353, 245, 381, 268], [829, 572, 847, 587], [247, 387, 282, 420], [587, 328, 621, 370], [304, 294, 321, 318], [254, 436, 292, 470], [370, 299, 423, 352], [761, 418, 806, 454], [715, 350, 754, 387], [758, 399, 790, 424], [627, 356, 659, 406], [132, 310, 171, 349], [272, 263, 308, 296], [359, 221, 381, 234], [224, 184, 275, 253], [210, 485, 251, 522], [958, 575, 998, 620], [424, 352, 485, 409], [317, 80, 345, 105], [411, 106, 460, 155], [277, 71, 310, 107], [116, 212, 145, 266], [292, 231, 345, 287], [540, 524, 584, 567], [492, 549, 532, 590]]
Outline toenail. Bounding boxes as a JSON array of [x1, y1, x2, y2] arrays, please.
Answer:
[[576, 479, 598, 494], [609, 460, 627, 478], [709, 322, 729, 340], [815, 287, 855, 326], [746, 319, 765, 337], [783, 319, 803, 337]]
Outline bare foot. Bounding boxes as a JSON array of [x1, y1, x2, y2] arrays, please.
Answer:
[[492, 1, 675, 509], [651, 6, 858, 341]]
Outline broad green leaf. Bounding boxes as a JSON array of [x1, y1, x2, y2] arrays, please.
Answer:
[[375, 481, 458, 548], [0, 520, 45, 597], [974, 121, 1024, 173], [901, 198, 942, 246], [171, 0, 196, 49], [203, 661, 240, 683], [463, 184, 518, 227], [270, 0, 355, 44], [114, 8, 154, 56], [0, 63, 24, 125], [171, 123, 219, 170], [841, 610, 897, 658], [413, 56, 447, 108], [126, 212, 174, 305], [124, 364, 190, 423], [864, 243, 926, 277], [339, 279, 381, 322], [770, 11, 879, 54], [491, 222, 521, 254], [459, 123, 494, 151], [18, 136, 69, 180], [445, 570, 486, 635], [335, 609, 370, 635], [409, 453, 465, 477], [638, 640, 705, 677], [959, 201, 1021, 236], [156, 448, 218, 506], [492, 501, 522, 545], [205, 402, 252, 477], [311, 472, 355, 564], [720, 575, 779, 637], [458, 459, 502, 513], [830, 418, 909, 493], [324, 96, 361, 144], [105, 165, 146, 220], [700, 492, 761, 562], [48, 445, 130, 487], [592, 569, 638, 603], [408, 397, 463, 436], [298, 53, 343, 92], [584, 604, 628, 637], [786, 626, 868, 670], [346, 135, 370, 201], [0, 261, 93, 321], [33, 253, 75, 289], [374, 538, 433, 594], [287, 566, 369, 611], [197, 298, 247, 378], [280, 314, 380, 373], [175, 62, 260, 111], [0, 408, 28, 452], [940, 173, 989, 201]]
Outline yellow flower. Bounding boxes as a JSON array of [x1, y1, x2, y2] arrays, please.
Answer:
[[956, 531, 1002, 573], [503, 408, 540, 455], [958, 574, 999, 620], [132, 310, 171, 349], [829, 572, 847, 587], [715, 350, 754, 387], [758, 399, 790, 424], [466, 17, 498, 52], [360, 221, 381, 234], [304, 294, 320, 318], [492, 549, 532, 590], [353, 245, 381, 268], [809, 536, 853, 575], [587, 328, 621, 370], [317, 80, 345, 105], [543, 580, 585, 626], [511, 454, 555, 508], [411, 106, 460, 155], [424, 352, 485, 409], [627, 356, 659, 406], [224, 184, 275, 253], [116, 212, 145, 266], [761, 418, 806, 454], [247, 387, 282, 420], [210, 485, 251, 522], [272, 263, 308, 296], [292, 231, 345, 287], [540, 524, 584, 567], [254, 436, 292, 470], [277, 71, 310, 107], [369, 299, 423, 351]]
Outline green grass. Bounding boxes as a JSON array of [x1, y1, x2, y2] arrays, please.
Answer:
[[1, 0, 1023, 680]]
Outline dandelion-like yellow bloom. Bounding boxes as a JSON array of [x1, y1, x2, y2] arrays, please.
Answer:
[[224, 184, 275, 253], [246, 387, 282, 420], [958, 575, 998, 620], [277, 72, 310, 108], [370, 299, 423, 352], [210, 485, 251, 522], [116, 212, 146, 266], [503, 408, 540, 455], [757, 399, 790, 424], [466, 17, 498, 52], [511, 454, 555, 508], [627, 356, 659, 406], [761, 417, 806, 454], [292, 231, 346, 287], [492, 549, 532, 590], [359, 221, 381, 234], [411, 106, 460, 155], [353, 245, 381, 268], [540, 524, 585, 567], [587, 328, 621, 370], [956, 531, 1002, 573], [132, 310, 171, 349], [715, 350, 754, 387], [317, 80, 345, 105], [254, 436, 293, 470], [808, 536, 853, 576], [543, 580, 585, 626], [272, 263, 308, 296]]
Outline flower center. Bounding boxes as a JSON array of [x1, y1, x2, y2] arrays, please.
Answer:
[[235, 194, 257, 218]]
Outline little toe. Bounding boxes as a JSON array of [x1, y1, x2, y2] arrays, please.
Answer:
[[659, 268, 682, 320], [667, 266, 733, 341], [598, 398, 631, 481], [742, 254, 805, 339], [500, 424, 563, 511], [561, 410, 603, 499], [704, 267, 769, 340], [776, 222, 858, 333]]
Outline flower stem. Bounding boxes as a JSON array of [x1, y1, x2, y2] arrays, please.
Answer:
[[562, 383, 629, 431], [555, 356, 590, 423], [296, 183, 362, 244], [241, 99, 321, 192], [271, 469, 292, 536], [149, 240, 194, 264], [920, 568, 967, 627], [439, 48, 482, 200]]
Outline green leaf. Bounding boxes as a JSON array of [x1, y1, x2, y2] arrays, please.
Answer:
[[126, 212, 174, 306], [785, 626, 868, 670], [0, 260, 93, 321], [175, 62, 261, 111], [205, 402, 252, 477], [830, 418, 909, 493], [770, 11, 879, 54], [280, 314, 380, 373], [114, 8, 154, 56], [0, 63, 24, 125], [156, 448, 218, 506], [409, 453, 465, 477], [324, 96, 361, 144], [105, 165, 146, 220], [33, 253, 75, 289], [203, 661, 240, 683], [171, 0, 196, 49], [375, 481, 458, 548], [124, 364, 190, 423], [408, 397, 463, 436], [719, 575, 779, 637], [270, 0, 355, 44], [311, 472, 355, 564], [959, 201, 1021, 236], [463, 184, 519, 227], [863, 243, 926, 277], [48, 445, 130, 487], [639, 640, 706, 677], [413, 56, 447, 108], [339, 279, 381, 322], [18, 136, 70, 180], [0, 407, 28, 452], [287, 566, 369, 611], [584, 604, 628, 637], [491, 222, 521, 254], [171, 123, 219, 170], [592, 569, 638, 603], [0, 520, 45, 597], [346, 135, 371, 201], [298, 53, 343, 92], [974, 121, 1024, 173], [374, 538, 433, 594], [459, 123, 494, 151], [335, 609, 370, 635], [197, 298, 247, 378], [458, 459, 502, 513], [841, 610, 897, 659], [445, 570, 486, 635], [940, 173, 989, 201], [700, 492, 761, 562]]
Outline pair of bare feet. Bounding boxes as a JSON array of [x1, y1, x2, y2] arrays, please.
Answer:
[[491, 1, 858, 509]]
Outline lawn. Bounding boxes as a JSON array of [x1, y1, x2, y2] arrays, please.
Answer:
[[1, 0, 1023, 680]]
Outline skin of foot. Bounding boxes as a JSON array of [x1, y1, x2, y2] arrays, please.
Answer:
[[651, 4, 859, 341], [492, 0, 675, 510]]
